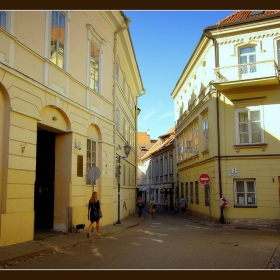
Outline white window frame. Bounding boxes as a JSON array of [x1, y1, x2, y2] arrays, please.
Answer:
[[116, 108, 120, 131], [86, 139, 97, 185], [234, 179, 257, 206], [194, 125, 199, 155], [123, 118, 126, 140], [235, 106, 264, 145], [202, 118, 209, 150], [50, 11, 67, 69], [239, 46, 257, 76], [86, 23, 105, 95], [89, 41, 100, 93]]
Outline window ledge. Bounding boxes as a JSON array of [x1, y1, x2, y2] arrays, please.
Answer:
[[201, 149, 209, 155], [234, 205, 257, 208], [234, 143, 267, 150]]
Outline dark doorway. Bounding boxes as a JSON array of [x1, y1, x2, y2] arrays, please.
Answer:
[[34, 130, 55, 229]]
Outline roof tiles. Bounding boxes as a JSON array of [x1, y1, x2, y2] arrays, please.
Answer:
[[216, 10, 280, 25]]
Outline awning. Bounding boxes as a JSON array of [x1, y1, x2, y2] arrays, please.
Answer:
[[160, 184, 172, 189], [138, 186, 151, 191]]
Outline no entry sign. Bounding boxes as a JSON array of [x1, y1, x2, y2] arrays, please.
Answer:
[[199, 173, 210, 185]]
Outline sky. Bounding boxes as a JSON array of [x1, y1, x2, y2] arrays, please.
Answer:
[[123, 10, 235, 140]]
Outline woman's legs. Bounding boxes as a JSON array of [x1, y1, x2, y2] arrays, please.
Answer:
[[87, 221, 95, 237], [96, 220, 100, 235]]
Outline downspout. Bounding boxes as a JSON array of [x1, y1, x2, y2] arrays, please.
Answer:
[[113, 17, 131, 224], [204, 29, 225, 224]]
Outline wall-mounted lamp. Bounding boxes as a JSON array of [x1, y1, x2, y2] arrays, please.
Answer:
[[75, 139, 82, 150], [272, 178, 275, 182]]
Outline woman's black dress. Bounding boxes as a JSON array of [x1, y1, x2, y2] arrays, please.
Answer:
[[88, 200, 101, 222]]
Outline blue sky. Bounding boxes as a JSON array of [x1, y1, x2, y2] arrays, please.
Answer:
[[123, 10, 235, 140]]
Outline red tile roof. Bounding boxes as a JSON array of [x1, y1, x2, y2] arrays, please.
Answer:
[[216, 10, 280, 25], [140, 127, 175, 161]]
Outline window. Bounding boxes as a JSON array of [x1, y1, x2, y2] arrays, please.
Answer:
[[202, 118, 209, 150], [194, 125, 199, 155], [123, 118, 126, 139], [195, 181, 199, 204], [169, 154, 173, 174], [0, 11, 6, 30], [185, 182, 188, 203], [181, 183, 184, 198], [116, 108, 120, 131], [50, 11, 66, 69], [234, 179, 256, 206], [90, 42, 100, 93], [123, 75, 126, 95], [86, 139, 96, 185], [164, 156, 168, 175], [204, 184, 210, 206], [116, 60, 120, 82], [128, 88, 131, 107], [239, 46, 256, 75], [190, 182, 194, 203], [236, 108, 263, 144]]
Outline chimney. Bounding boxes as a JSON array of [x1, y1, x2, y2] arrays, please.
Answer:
[[147, 129, 150, 136]]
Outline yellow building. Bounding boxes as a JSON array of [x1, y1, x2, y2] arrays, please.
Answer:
[[171, 11, 280, 226], [0, 10, 144, 246]]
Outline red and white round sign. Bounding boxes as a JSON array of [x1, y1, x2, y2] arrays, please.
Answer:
[[199, 173, 210, 185]]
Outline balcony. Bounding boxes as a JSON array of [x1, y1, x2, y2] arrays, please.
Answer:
[[211, 60, 279, 91]]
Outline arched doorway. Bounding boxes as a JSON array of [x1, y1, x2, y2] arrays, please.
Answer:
[[34, 106, 71, 231]]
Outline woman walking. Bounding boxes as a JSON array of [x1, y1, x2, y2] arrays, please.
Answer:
[[149, 197, 156, 218], [87, 191, 102, 237]]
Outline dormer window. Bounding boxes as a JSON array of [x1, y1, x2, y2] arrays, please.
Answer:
[[251, 11, 264, 15]]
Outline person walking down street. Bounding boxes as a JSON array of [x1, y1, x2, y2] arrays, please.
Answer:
[[149, 197, 156, 218], [164, 197, 169, 214], [137, 195, 144, 217], [180, 195, 188, 216], [87, 191, 103, 238]]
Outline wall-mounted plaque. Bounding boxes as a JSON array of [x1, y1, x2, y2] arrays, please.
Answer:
[[77, 155, 83, 177]]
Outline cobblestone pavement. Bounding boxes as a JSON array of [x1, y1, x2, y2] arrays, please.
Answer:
[[0, 208, 279, 269]]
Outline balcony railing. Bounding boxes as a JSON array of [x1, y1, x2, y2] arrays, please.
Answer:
[[213, 60, 279, 84]]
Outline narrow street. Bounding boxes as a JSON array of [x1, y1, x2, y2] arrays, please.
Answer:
[[8, 209, 280, 269]]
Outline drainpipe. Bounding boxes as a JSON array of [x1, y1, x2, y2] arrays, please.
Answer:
[[204, 29, 225, 224]]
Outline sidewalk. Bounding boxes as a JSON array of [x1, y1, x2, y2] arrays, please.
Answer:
[[0, 212, 145, 269], [0, 209, 279, 269]]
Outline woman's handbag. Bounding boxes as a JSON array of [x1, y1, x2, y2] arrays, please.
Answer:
[[152, 203, 157, 209]]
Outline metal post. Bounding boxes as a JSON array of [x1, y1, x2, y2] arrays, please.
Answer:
[[116, 155, 121, 224]]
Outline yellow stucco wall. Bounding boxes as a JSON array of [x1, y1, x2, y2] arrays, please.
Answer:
[[0, 11, 141, 246]]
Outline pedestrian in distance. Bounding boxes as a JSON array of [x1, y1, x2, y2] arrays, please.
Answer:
[[137, 195, 144, 217], [87, 191, 102, 238], [180, 195, 188, 216], [149, 197, 156, 218], [164, 197, 169, 214]]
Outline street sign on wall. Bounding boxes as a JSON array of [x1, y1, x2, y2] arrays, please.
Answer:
[[220, 197, 229, 207], [199, 173, 210, 185]]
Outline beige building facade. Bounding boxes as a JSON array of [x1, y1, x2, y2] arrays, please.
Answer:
[[0, 10, 144, 246], [171, 11, 280, 226]]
